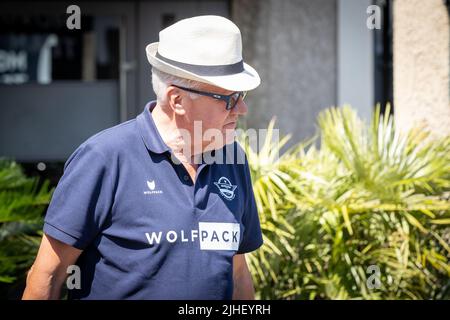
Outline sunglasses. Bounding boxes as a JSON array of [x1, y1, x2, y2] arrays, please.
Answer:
[[171, 84, 247, 110]]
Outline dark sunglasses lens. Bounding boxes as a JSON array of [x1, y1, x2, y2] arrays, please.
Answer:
[[229, 92, 242, 109]]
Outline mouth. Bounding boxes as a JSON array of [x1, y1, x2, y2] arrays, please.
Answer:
[[224, 118, 238, 126], [223, 121, 237, 129]]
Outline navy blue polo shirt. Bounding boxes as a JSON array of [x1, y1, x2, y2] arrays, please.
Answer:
[[43, 101, 263, 300]]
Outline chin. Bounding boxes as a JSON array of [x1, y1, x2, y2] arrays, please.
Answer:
[[224, 130, 236, 145], [203, 132, 235, 152]]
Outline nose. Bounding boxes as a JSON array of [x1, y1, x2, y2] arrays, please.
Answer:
[[231, 97, 248, 116]]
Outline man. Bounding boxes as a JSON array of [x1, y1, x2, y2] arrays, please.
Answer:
[[22, 15, 263, 300]]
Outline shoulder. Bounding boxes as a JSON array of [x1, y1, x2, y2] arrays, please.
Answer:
[[65, 119, 139, 168], [79, 119, 138, 156]]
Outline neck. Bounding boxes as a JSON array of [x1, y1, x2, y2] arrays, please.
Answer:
[[151, 103, 200, 166]]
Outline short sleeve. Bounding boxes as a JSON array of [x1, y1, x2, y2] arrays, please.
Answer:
[[237, 154, 263, 254], [43, 143, 114, 250]]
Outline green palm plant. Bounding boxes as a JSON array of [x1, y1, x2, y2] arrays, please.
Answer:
[[0, 159, 53, 284], [238, 120, 315, 298], [240, 105, 450, 299]]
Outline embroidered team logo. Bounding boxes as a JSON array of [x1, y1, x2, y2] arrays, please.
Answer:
[[144, 180, 163, 195], [214, 177, 237, 201], [147, 180, 155, 190]]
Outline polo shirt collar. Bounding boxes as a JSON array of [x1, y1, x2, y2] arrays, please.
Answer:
[[137, 101, 226, 166], [137, 101, 171, 154]]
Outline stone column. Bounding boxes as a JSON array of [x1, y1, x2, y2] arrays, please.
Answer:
[[232, 0, 337, 144]]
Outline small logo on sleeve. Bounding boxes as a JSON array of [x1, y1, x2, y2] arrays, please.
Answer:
[[144, 180, 163, 195], [214, 177, 237, 201]]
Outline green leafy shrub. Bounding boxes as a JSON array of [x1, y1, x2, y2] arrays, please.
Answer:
[[0, 160, 53, 284], [240, 106, 450, 299]]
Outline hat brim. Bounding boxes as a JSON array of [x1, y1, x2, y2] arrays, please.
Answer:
[[146, 42, 260, 92]]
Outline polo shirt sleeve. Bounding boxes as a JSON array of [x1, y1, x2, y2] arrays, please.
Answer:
[[43, 143, 114, 250], [237, 155, 264, 254]]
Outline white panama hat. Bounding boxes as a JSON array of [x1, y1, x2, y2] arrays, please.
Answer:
[[146, 15, 260, 92]]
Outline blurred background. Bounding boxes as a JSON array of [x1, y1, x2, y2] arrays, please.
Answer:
[[0, 0, 448, 181], [0, 0, 449, 300]]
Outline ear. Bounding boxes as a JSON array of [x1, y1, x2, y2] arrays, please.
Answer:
[[166, 86, 186, 116]]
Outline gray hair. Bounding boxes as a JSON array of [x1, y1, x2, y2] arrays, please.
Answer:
[[151, 67, 202, 104]]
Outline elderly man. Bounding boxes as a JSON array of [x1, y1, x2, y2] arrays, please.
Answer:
[[23, 15, 263, 300]]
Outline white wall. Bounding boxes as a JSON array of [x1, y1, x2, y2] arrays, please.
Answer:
[[393, 0, 450, 138], [233, 0, 338, 144]]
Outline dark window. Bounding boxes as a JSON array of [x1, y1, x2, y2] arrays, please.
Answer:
[[0, 13, 120, 84], [373, 0, 394, 114], [162, 13, 176, 29]]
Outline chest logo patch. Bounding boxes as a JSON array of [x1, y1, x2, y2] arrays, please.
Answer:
[[214, 177, 237, 201], [144, 180, 163, 195], [147, 180, 155, 190]]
